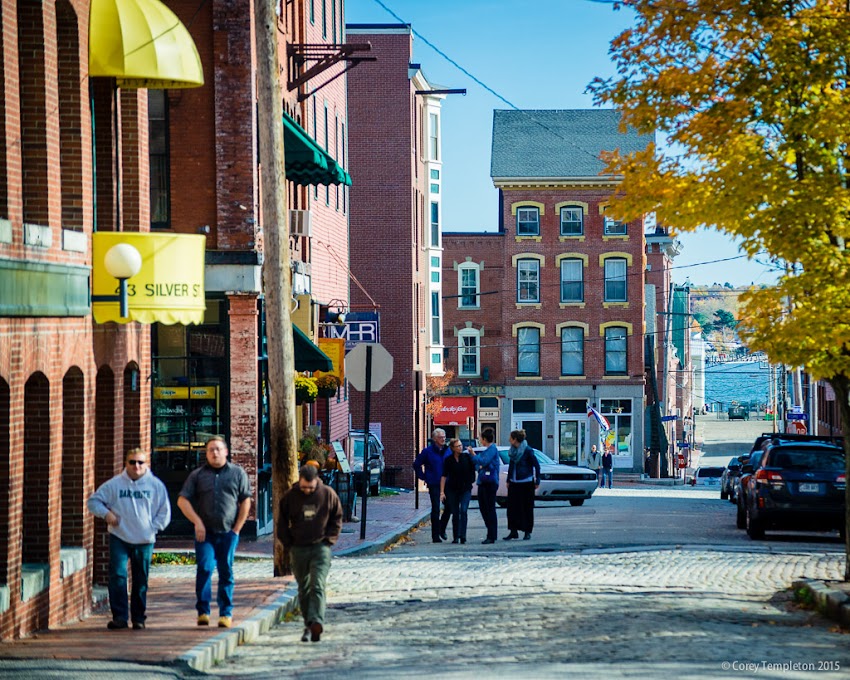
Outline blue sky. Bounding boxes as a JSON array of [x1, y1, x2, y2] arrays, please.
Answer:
[[346, 0, 778, 287]]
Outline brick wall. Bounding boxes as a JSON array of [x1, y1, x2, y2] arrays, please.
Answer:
[[347, 28, 425, 486]]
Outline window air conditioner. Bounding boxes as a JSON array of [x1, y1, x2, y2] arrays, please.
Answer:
[[289, 209, 312, 238]]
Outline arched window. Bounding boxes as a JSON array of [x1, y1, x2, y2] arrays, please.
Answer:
[[62, 368, 85, 548], [560, 258, 584, 302], [560, 206, 583, 236], [516, 259, 540, 303], [516, 206, 539, 236], [560, 327, 584, 376], [604, 257, 628, 302], [457, 328, 480, 377]]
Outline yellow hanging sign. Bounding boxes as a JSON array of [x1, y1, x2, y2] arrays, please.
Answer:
[[92, 232, 206, 325]]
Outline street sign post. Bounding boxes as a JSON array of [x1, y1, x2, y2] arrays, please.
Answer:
[[344, 343, 393, 539]]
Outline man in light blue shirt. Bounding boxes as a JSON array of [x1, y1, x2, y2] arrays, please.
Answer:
[[88, 448, 171, 630], [469, 428, 500, 544]]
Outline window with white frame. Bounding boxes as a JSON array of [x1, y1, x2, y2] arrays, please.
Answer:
[[517, 259, 540, 303], [431, 292, 441, 346], [604, 258, 627, 302], [516, 207, 540, 236], [517, 327, 541, 376], [430, 202, 439, 247], [561, 327, 584, 375], [429, 113, 439, 160], [458, 264, 479, 308], [604, 214, 627, 235], [458, 330, 480, 376], [560, 259, 583, 302], [560, 206, 583, 236], [604, 326, 628, 374]]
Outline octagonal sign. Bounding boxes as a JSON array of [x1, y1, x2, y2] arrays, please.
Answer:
[[345, 342, 393, 392]]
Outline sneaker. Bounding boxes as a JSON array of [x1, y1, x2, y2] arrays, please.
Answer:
[[523, 532, 532, 540], [440, 533, 448, 541], [310, 621, 323, 642], [197, 614, 210, 626], [301, 626, 310, 642], [503, 532, 519, 541], [107, 619, 128, 630], [218, 616, 232, 628], [132, 621, 146, 630], [481, 538, 495, 544]]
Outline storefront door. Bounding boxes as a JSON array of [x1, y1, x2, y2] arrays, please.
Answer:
[[557, 419, 586, 466]]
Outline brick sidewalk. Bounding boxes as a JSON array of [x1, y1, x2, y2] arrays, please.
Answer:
[[0, 489, 429, 671]]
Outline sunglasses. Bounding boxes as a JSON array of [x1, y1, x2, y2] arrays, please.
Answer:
[[127, 460, 146, 466]]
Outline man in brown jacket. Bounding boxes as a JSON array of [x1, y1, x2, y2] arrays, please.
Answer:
[[278, 464, 342, 642]]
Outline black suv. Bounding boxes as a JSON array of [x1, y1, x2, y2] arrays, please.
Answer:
[[743, 441, 846, 540], [720, 455, 747, 502]]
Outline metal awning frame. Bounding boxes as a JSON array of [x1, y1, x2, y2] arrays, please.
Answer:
[[287, 43, 375, 102]]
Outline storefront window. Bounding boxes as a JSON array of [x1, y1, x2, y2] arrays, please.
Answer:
[[150, 299, 229, 534], [600, 399, 632, 459]]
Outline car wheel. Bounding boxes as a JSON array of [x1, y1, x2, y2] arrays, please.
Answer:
[[569, 499, 585, 507], [736, 501, 746, 529], [370, 476, 381, 497], [746, 508, 765, 540], [720, 490, 728, 500]]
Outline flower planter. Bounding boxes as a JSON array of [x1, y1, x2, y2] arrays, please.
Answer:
[[317, 387, 337, 399]]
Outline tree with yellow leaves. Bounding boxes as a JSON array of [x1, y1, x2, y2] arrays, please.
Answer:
[[590, 0, 850, 577]]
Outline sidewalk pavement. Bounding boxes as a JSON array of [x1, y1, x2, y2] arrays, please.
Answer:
[[0, 489, 430, 673]]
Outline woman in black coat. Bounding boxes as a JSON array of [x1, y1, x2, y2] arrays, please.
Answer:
[[440, 439, 477, 543], [504, 429, 541, 541]]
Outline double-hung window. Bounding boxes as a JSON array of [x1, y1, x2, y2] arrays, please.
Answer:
[[459, 331, 480, 376], [517, 260, 540, 303], [560, 259, 583, 302], [148, 90, 170, 229], [604, 327, 628, 374], [516, 207, 540, 236], [458, 265, 479, 308], [430, 202, 439, 247], [604, 215, 627, 235], [431, 292, 441, 346], [604, 258, 627, 302], [560, 206, 583, 236], [517, 327, 541, 376], [561, 327, 584, 376]]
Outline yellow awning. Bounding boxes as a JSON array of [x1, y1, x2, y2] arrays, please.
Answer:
[[92, 232, 206, 324], [89, 0, 204, 89]]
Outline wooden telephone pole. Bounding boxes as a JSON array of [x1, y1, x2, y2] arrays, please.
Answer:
[[254, 0, 298, 577]]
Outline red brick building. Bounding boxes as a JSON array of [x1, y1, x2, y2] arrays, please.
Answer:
[[154, 0, 354, 536], [0, 0, 204, 638], [442, 110, 653, 471], [347, 24, 446, 486]]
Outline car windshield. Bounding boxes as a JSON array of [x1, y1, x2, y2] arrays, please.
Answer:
[[698, 467, 724, 477], [534, 450, 556, 465], [768, 448, 844, 471]]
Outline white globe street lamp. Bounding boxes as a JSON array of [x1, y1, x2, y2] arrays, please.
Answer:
[[103, 243, 142, 318]]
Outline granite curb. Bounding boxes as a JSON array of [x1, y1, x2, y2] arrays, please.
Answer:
[[792, 578, 850, 628], [172, 507, 430, 673]]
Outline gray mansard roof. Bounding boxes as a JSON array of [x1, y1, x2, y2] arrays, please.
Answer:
[[490, 109, 653, 180]]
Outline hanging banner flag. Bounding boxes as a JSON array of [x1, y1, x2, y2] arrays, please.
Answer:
[[587, 406, 611, 432]]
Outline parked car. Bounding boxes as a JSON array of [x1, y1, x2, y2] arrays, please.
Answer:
[[720, 455, 747, 501], [735, 432, 842, 529], [471, 446, 598, 507], [728, 404, 749, 421], [742, 441, 846, 540], [348, 430, 385, 496], [689, 466, 724, 487]]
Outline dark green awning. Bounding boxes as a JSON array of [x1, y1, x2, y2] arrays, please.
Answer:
[[293, 324, 333, 372], [283, 111, 352, 187]]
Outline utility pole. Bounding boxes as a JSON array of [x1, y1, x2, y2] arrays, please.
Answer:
[[255, 0, 297, 577]]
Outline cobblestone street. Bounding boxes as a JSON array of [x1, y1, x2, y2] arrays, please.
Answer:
[[207, 547, 848, 679]]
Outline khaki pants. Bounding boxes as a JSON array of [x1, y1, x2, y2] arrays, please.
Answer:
[[290, 543, 332, 626]]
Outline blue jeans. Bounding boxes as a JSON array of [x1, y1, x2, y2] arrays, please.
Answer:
[[445, 488, 472, 541], [602, 469, 613, 488], [195, 531, 239, 617], [108, 534, 153, 624]]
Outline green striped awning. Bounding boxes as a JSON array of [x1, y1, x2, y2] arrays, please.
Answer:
[[283, 111, 352, 187]]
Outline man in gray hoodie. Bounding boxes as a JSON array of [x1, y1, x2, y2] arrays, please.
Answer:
[[88, 448, 171, 630]]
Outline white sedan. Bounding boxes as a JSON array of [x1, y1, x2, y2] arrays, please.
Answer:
[[471, 446, 598, 507]]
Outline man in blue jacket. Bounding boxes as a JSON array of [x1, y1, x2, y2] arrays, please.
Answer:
[[469, 428, 501, 544], [413, 428, 449, 542]]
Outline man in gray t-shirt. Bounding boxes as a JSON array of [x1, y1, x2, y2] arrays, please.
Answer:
[[178, 437, 252, 629]]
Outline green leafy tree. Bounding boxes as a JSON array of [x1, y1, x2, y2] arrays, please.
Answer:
[[713, 309, 737, 331], [590, 0, 850, 577]]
